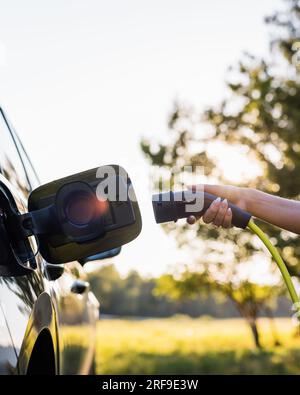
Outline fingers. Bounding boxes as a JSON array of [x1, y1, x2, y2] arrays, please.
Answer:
[[202, 197, 221, 223], [188, 183, 224, 195], [209, 198, 232, 228], [187, 215, 196, 225], [187, 214, 201, 225], [223, 208, 232, 229], [186, 198, 233, 229], [213, 199, 229, 227], [187, 184, 230, 201], [187, 184, 246, 212]]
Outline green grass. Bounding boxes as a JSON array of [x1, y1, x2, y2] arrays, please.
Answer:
[[95, 317, 300, 374]]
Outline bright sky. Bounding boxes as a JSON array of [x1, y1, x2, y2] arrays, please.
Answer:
[[0, 0, 281, 276]]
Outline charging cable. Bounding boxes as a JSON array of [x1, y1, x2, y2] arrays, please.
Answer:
[[248, 219, 299, 306], [152, 190, 300, 310]]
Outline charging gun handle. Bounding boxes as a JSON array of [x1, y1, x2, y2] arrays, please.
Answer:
[[152, 191, 252, 229]]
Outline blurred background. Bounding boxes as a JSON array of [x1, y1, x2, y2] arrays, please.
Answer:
[[2, 0, 300, 374]]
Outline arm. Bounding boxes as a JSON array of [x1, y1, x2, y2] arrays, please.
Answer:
[[187, 184, 300, 235]]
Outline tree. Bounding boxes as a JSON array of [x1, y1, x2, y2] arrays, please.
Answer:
[[87, 263, 253, 318], [141, 0, 299, 342], [155, 269, 282, 348]]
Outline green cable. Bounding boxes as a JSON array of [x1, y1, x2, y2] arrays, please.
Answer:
[[248, 219, 299, 306]]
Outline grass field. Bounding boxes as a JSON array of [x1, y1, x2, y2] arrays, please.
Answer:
[[95, 317, 300, 374]]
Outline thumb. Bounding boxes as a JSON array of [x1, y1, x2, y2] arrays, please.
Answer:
[[187, 184, 229, 199]]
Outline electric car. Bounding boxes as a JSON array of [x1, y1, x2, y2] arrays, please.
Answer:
[[0, 106, 141, 374]]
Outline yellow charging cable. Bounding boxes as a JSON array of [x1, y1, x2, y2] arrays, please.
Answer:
[[248, 219, 299, 306]]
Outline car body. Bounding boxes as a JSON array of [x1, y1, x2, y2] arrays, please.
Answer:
[[0, 107, 99, 374]]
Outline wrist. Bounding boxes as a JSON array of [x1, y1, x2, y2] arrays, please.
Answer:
[[240, 187, 257, 213]]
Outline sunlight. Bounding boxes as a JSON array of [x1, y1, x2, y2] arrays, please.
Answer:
[[207, 142, 263, 184]]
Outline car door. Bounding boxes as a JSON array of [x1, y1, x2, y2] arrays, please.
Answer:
[[50, 262, 98, 374], [0, 108, 51, 374], [6, 109, 98, 374], [0, 300, 17, 374]]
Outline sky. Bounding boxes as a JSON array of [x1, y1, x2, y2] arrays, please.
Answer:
[[0, 0, 282, 276]]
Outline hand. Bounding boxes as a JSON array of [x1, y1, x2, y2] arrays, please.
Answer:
[[186, 184, 247, 228]]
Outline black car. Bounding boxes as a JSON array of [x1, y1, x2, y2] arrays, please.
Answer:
[[0, 107, 142, 374]]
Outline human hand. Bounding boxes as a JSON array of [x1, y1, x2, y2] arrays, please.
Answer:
[[186, 184, 246, 228]]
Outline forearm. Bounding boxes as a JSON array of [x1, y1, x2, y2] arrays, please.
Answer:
[[244, 188, 300, 234]]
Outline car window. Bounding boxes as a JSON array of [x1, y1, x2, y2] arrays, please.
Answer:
[[11, 128, 40, 190], [0, 110, 31, 197]]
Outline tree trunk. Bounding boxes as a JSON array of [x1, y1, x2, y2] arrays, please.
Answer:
[[265, 308, 281, 346], [248, 320, 261, 349], [231, 300, 262, 349]]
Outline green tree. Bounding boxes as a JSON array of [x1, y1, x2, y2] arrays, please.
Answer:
[[155, 268, 282, 348], [88, 264, 125, 314], [88, 264, 177, 316], [88, 263, 248, 318], [141, 0, 298, 341]]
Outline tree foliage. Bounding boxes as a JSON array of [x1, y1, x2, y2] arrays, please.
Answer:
[[141, 0, 300, 276], [88, 263, 251, 318], [141, 0, 300, 345]]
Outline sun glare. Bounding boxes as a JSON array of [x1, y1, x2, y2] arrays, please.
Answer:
[[208, 142, 263, 184]]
